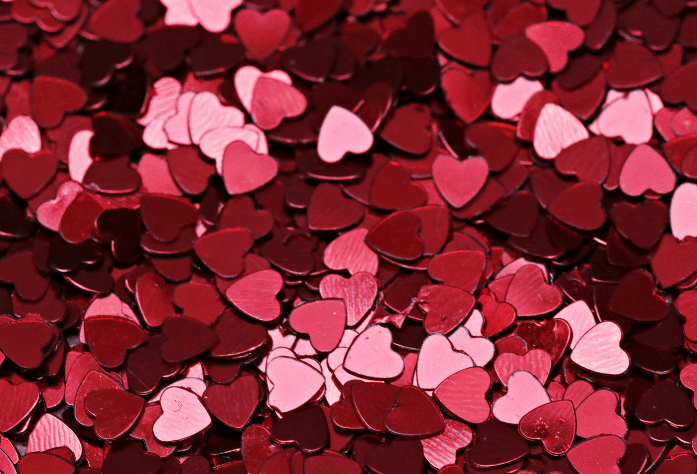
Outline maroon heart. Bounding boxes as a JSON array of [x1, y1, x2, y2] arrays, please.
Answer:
[[31, 76, 86, 128], [271, 404, 329, 453], [365, 439, 424, 474], [610, 270, 668, 322], [635, 380, 694, 428], [140, 193, 197, 243], [651, 235, 697, 288], [218, 195, 273, 240], [370, 161, 427, 211], [385, 386, 445, 437], [2, 149, 57, 199], [491, 33, 547, 82], [0, 319, 53, 369], [85, 388, 145, 440], [173, 282, 226, 326], [465, 122, 519, 172], [84, 316, 144, 369], [548, 182, 606, 231], [351, 382, 399, 433], [554, 136, 610, 184], [365, 210, 424, 262], [160, 315, 219, 363], [307, 183, 365, 231], [484, 191, 539, 237], [380, 105, 432, 155], [166, 146, 216, 196], [126, 335, 180, 396], [418, 285, 476, 335], [383, 11, 435, 59], [437, 12, 491, 67], [210, 309, 268, 358], [611, 201, 667, 250], [0, 252, 49, 301], [194, 228, 254, 278], [514, 319, 571, 365], [0, 378, 40, 432], [441, 67, 493, 124], [661, 61, 697, 112], [87, 0, 143, 43], [203, 375, 260, 430]]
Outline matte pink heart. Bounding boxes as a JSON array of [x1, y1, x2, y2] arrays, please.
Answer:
[[266, 356, 325, 413], [492, 370, 550, 424], [525, 21, 584, 73], [289, 299, 346, 353], [153, 386, 211, 442], [671, 182, 697, 240], [432, 155, 488, 208], [619, 144, 676, 197], [344, 326, 404, 380], [222, 141, 278, 195], [417, 334, 474, 390]]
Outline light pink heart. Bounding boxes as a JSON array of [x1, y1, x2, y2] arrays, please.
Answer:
[[317, 106, 373, 163], [554, 300, 597, 349], [319, 272, 378, 327], [188, 92, 244, 144], [153, 387, 211, 442], [417, 334, 474, 390], [671, 182, 697, 240], [570, 322, 630, 376], [525, 21, 584, 73], [432, 155, 488, 208], [289, 299, 346, 353], [596, 90, 653, 145], [448, 327, 494, 367], [164, 92, 195, 145], [534, 103, 588, 160], [187, 0, 242, 32], [344, 326, 404, 380], [222, 141, 278, 195], [492, 370, 550, 424], [323, 228, 379, 276], [266, 356, 325, 413]]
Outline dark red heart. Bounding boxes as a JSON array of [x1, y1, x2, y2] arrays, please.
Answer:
[[548, 182, 606, 231], [307, 183, 365, 232], [610, 270, 668, 322], [612, 201, 668, 250], [271, 404, 329, 453], [140, 194, 197, 243], [85, 388, 145, 440], [31, 76, 86, 128], [203, 375, 260, 430], [351, 382, 399, 433], [417, 285, 475, 335], [160, 315, 219, 363], [635, 381, 694, 428], [194, 228, 253, 278], [365, 210, 424, 262], [385, 386, 444, 437], [84, 316, 144, 369], [491, 33, 547, 82], [0, 319, 53, 370], [2, 149, 57, 199], [370, 161, 427, 211], [380, 105, 432, 156]]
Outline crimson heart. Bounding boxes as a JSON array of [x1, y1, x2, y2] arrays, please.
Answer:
[[519, 401, 576, 455], [514, 319, 571, 365], [428, 250, 486, 293], [87, 0, 143, 43], [661, 61, 697, 112], [469, 420, 529, 468], [31, 76, 86, 129], [85, 388, 145, 440], [650, 235, 697, 287], [505, 265, 563, 317], [219, 196, 273, 240], [289, 299, 346, 352], [370, 161, 427, 211], [417, 285, 475, 335], [308, 183, 365, 231], [0, 319, 53, 370], [84, 316, 144, 369], [194, 228, 253, 278], [203, 375, 260, 430], [0, 379, 40, 432], [491, 34, 547, 82], [611, 201, 667, 250], [380, 105, 432, 156], [635, 381, 694, 428], [441, 67, 493, 124], [166, 146, 216, 196], [234, 9, 290, 60], [437, 13, 491, 67], [140, 194, 197, 243], [365, 210, 424, 262], [210, 309, 268, 358], [271, 404, 329, 453], [365, 439, 424, 474], [251, 77, 307, 130], [548, 181, 605, 231], [2, 149, 57, 200], [19, 453, 74, 474], [484, 191, 539, 237], [160, 315, 219, 363], [610, 270, 668, 322], [385, 386, 445, 437], [351, 382, 400, 433]]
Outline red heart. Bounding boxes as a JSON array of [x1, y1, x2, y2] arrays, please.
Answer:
[[466, 122, 520, 172], [605, 42, 663, 89], [365, 439, 424, 474], [547, 0, 600, 25], [662, 62, 697, 113], [478, 289, 516, 337], [554, 136, 610, 184], [575, 389, 627, 438], [432, 156, 488, 209], [652, 235, 697, 287], [494, 349, 552, 386], [519, 401, 575, 456], [308, 183, 365, 231], [135, 272, 176, 328], [166, 146, 216, 196], [383, 11, 434, 59], [514, 319, 571, 365], [85, 388, 145, 440], [417, 285, 475, 335], [612, 200, 668, 250], [567, 435, 626, 474], [609, 270, 668, 322], [491, 34, 547, 82], [380, 104, 432, 156], [437, 13, 491, 67], [421, 419, 473, 470], [203, 375, 260, 430], [160, 315, 219, 363], [441, 66, 493, 124], [84, 316, 144, 369], [293, 0, 342, 32], [226, 269, 283, 322], [548, 181, 605, 231], [2, 149, 57, 199], [87, 0, 143, 43], [31, 76, 86, 129], [505, 265, 562, 317], [635, 380, 694, 428], [210, 309, 268, 358], [365, 210, 424, 262], [350, 382, 399, 433], [370, 161, 427, 211], [19, 453, 74, 474], [385, 386, 444, 437], [270, 404, 329, 453], [140, 194, 197, 243], [319, 273, 378, 327], [484, 191, 539, 237], [251, 77, 307, 130], [222, 141, 278, 195], [0, 319, 53, 369], [194, 228, 253, 279], [289, 299, 346, 352], [434, 367, 491, 424], [219, 195, 273, 240], [234, 9, 290, 60], [242, 425, 282, 474], [428, 250, 486, 293], [0, 379, 40, 432]]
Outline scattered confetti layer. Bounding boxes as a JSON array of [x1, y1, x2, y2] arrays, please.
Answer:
[[2, 0, 697, 473]]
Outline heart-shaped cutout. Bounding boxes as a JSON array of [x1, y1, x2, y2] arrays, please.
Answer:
[[519, 400, 576, 456], [417, 285, 476, 336], [222, 141, 278, 195], [492, 370, 550, 424], [441, 66, 493, 124], [619, 144, 675, 197], [420, 419, 473, 470], [153, 386, 211, 442], [432, 155, 488, 208], [385, 385, 445, 437], [226, 269, 283, 322], [575, 389, 627, 438], [266, 356, 325, 413], [554, 300, 597, 349], [596, 90, 653, 145], [525, 21, 584, 73], [308, 183, 365, 231], [609, 269, 668, 322], [188, 91, 244, 145], [635, 380, 694, 428], [2, 149, 58, 200], [494, 349, 552, 386], [188, 0, 242, 33], [194, 228, 253, 278], [202, 375, 260, 430], [323, 228, 379, 276], [87, 0, 143, 42], [317, 106, 373, 163], [570, 321, 630, 375], [612, 200, 668, 250], [319, 272, 377, 327], [344, 325, 404, 380], [504, 265, 562, 317], [251, 77, 307, 130], [85, 388, 144, 440], [365, 210, 424, 262], [533, 103, 589, 159], [290, 299, 346, 353], [0, 379, 40, 432], [161, 315, 218, 363], [235, 9, 291, 60], [417, 334, 474, 390], [567, 435, 626, 474], [448, 327, 495, 367], [271, 404, 329, 453], [31, 76, 86, 128], [548, 181, 606, 231], [84, 315, 144, 369], [0, 319, 52, 370], [434, 367, 491, 424]]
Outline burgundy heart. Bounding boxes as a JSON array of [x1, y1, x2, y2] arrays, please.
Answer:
[[203, 375, 260, 430], [365, 210, 424, 262], [491, 34, 547, 82], [437, 13, 491, 67], [31, 76, 86, 128], [611, 201, 668, 250], [84, 316, 144, 369], [0, 379, 40, 432], [385, 386, 445, 437], [2, 149, 57, 199], [548, 182, 606, 231], [0, 319, 53, 370], [441, 67, 493, 124], [85, 388, 145, 440], [369, 161, 427, 211], [610, 270, 668, 322], [160, 315, 219, 363], [308, 183, 365, 231], [194, 228, 253, 278], [270, 404, 329, 453], [380, 105, 432, 156]]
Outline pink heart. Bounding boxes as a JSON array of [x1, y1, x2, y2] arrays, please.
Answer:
[[596, 90, 653, 145], [200, 125, 268, 173], [250, 77, 307, 130], [188, 92, 244, 145], [318, 106, 373, 163], [567, 435, 626, 474], [188, 0, 242, 33], [575, 389, 627, 438], [36, 181, 82, 232], [266, 356, 325, 413], [434, 367, 491, 424], [344, 326, 404, 380], [671, 182, 697, 240], [153, 387, 211, 442], [26, 414, 83, 460], [0, 116, 41, 161], [417, 334, 474, 390], [226, 269, 283, 322], [222, 141, 278, 195], [505, 265, 563, 317], [138, 77, 181, 126], [234, 66, 292, 113], [492, 370, 550, 424], [448, 327, 494, 367], [289, 299, 346, 353], [164, 92, 195, 145], [570, 322, 630, 376], [525, 21, 584, 73], [494, 349, 552, 386], [619, 144, 676, 196], [319, 272, 378, 327], [323, 228, 379, 276], [432, 155, 488, 208], [554, 300, 597, 349], [534, 103, 588, 159]]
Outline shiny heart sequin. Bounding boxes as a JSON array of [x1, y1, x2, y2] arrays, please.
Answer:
[[570, 322, 631, 375], [317, 106, 373, 163], [492, 371, 550, 424]]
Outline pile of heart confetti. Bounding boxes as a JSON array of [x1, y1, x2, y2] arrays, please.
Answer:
[[6, 0, 697, 473]]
